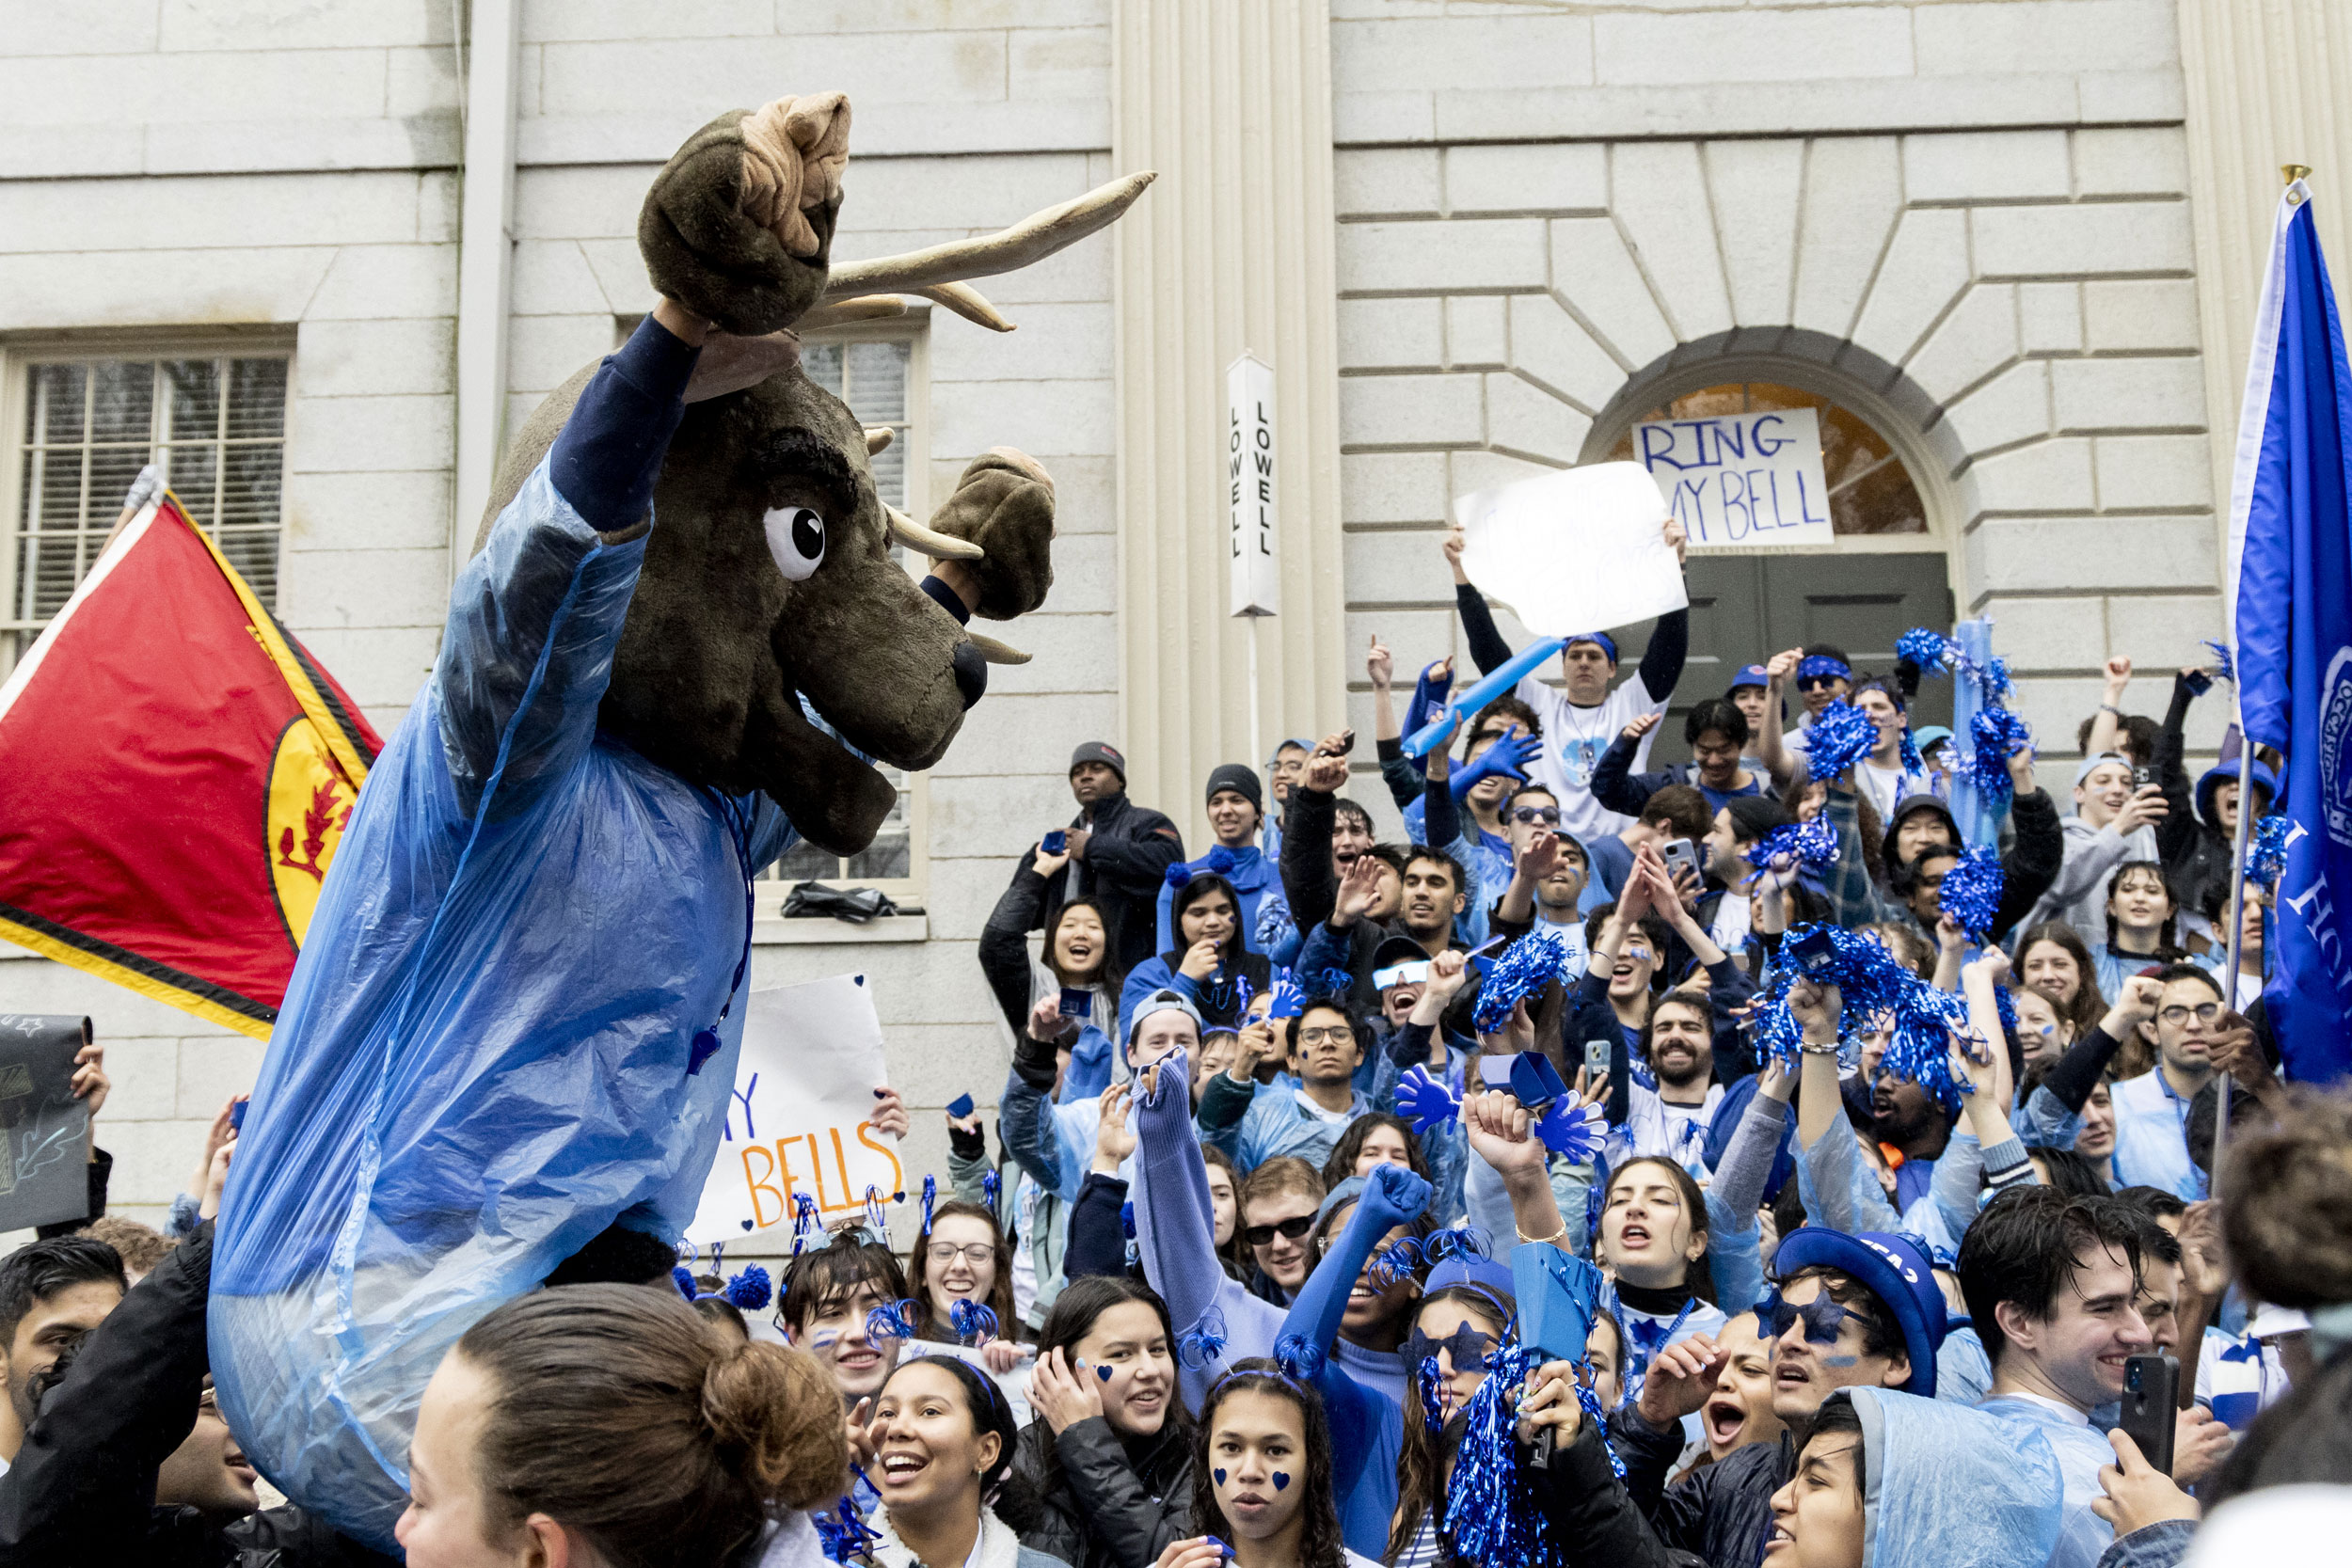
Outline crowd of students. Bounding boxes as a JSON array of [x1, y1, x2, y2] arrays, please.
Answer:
[[0, 522, 2346, 1568]]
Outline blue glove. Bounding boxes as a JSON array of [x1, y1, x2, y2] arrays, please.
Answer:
[[1362, 1159, 1434, 1230], [1404, 660, 1455, 738], [1451, 722, 1538, 802]]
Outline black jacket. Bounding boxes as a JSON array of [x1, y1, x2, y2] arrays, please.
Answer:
[[1013, 1415, 1193, 1568], [1613, 1403, 1792, 1568], [1045, 791, 1184, 975], [1534, 1419, 1708, 1568]]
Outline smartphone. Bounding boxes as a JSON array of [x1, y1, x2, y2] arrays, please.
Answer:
[[1582, 1037, 1615, 1079], [1041, 829, 1067, 855], [1661, 836, 1701, 882], [2118, 1354, 2179, 1475], [2185, 669, 2214, 697], [2131, 765, 2155, 792], [1058, 986, 1093, 1021], [1789, 927, 1840, 975], [1477, 1055, 1517, 1089], [230, 1098, 249, 1132]]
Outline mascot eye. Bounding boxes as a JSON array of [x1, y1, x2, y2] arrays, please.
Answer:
[[763, 505, 827, 581]]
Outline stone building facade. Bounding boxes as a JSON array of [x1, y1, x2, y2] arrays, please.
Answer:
[[0, 0, 2342, 1242]]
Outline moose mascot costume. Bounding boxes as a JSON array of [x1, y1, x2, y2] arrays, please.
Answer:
[[209, 92, 1151, 1549]]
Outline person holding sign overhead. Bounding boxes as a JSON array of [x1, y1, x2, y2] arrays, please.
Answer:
[[1442, 515, 1691, 845]]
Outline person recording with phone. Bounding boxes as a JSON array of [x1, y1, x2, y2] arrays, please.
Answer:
[[2025, 753, 2168, 953]]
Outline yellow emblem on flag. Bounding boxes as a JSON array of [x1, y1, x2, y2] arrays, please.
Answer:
[[266, 717, 358, 948]]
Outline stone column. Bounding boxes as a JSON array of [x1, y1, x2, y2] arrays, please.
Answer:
[[1111, 0, 1347, 833]]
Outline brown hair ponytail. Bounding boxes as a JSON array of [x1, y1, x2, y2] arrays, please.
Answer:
[[456, 1283, 848, 1568]]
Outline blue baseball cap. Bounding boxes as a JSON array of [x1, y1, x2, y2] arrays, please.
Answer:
[[1913, 724, 1954, 755], [1729, 663, 1771, 691], [1565, 631, 1620, 663], [1772, 1227, 1948, 1398], [1425, 1252, 1517, 1303]]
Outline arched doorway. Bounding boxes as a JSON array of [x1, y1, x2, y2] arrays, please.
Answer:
[[1581, 350, 1960, 763]]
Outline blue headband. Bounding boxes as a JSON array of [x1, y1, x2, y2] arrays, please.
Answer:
[[1566, 632, 1619, 663], [1797, 655, 1851, 682]]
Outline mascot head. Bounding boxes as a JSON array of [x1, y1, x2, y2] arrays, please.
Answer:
[[478, 94, 1150, 853]]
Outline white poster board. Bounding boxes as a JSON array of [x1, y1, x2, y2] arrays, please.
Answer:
[[1632, 406, 1836, 548], [1454, 461, 1688, 637], [1228, 353, 1278, 616], [688, 973, 902, 1246]]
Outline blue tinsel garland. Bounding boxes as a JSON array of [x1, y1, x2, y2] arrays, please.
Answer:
[[1751, 924, 1972, 1114], [2249, 812, 2290, 887], [1803, 700, 1879, 781], [1472, 927, 1573, 1033], [1440, 1341, 1561, 1568], [1936, 844, 2006, 941], [1966, 706, 2034, 806], [2203, 640, 2235, 682], [1896, 627, 1956, 675], [1747, 815, 1839, 879]]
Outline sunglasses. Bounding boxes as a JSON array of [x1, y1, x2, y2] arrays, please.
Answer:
[[1400, 1321, 1495, 1377], [1243, 1213, 1317, 1248], [1795, 675, 1844, 692], [1756, 1287, 1855, 1345], [1510, 805, 1562, 826]]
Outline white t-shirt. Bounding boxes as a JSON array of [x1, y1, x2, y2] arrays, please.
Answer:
[[1855, 758, 1930, 821], [1516, 671, 1668, 844], [1707, 891, 1752, 954]]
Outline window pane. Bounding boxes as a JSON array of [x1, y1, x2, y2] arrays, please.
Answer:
[[89, 445, 151, 528], [164, 444, 219, 527], [868, 432, 905, 508], [165, 358, 220, 442], [773, 840, 841, 883], [225, 359, 287, 439], [846, 341, 908, 422], [801, 342, 843, 397], [32, 364, 86, 445], [221, 441, 282, 530], [216, 529, 280, 601], [90, 360, 154, 445]]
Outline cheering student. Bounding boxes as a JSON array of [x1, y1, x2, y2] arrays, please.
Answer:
[[1152, 1359, 1380, 1568], [1962, 1188, 2158, 1568], [1592, 698, 1768, 817], [981, 859, 1124, 1106], [395, 1285, 847, 1568], [851, 1355, 1067, 1568], [780, 1234, 919, 1418], [910, 1199, 1027, 1379], [2016, 921, 2111, 1044], [1152, 765, 1281, 957], [1014, 1277, 1192, 1568], [2024, 754, 2169, 952], [1120, 873, 1273, 1042], [1383, 1268, 1518, 1567], [2090, 863, 2197, 998], [1002, 989, 1202, 1228], [1236, 1157, 1327, 1306], [1406, 700, 1546, 939], [1038, 741, 1186, 975], [1751, 1388, 2066, 1568], [1752, 643, 1854, 784], [1197, 996, 1374, 1172], [946, 1088, 1066, 1338], [1440, 515, 1691, 844], [1484, 789, 1597, 961]]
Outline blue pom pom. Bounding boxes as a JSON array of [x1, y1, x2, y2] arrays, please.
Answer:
[[1897, 628, 1955, 674], [1472, 927, 1573, 1034], [1441, 1340, 1567, 1568], [672, 1265, 697, 1301], [1752, 924, 1971, 1114], [1206, 846, 1236, 874], [1164, 862, 1193, 889], [2203, 640, 2235, 683], [949, 1299, 1000, 1345], [1937, 844, 2006, 941], [1803, 700, 1879, 781], [2249, 811, 2290, 887], [725, 1263, 772, 1311], [1966, 707, 2034, 805], [1899, 726, 1924, 773], [1271, 1334, 1327, 1383], [1747, 816, 1839, 877]]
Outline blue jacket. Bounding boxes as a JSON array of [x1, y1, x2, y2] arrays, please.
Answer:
[[1152, 844, 1279, 954], [1850, 1387, 2063, 1568], [1977, 1395, 2122, 1568], [1196, 1071, 1369, 1172]]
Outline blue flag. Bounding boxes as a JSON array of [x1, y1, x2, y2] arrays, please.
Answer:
[[2230, 179, 2352, 1084]]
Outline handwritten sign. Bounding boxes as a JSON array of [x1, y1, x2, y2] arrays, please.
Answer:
[[1633, 407, 1835, 549], [688, 974, 903, 1246], [0, 1015, 92, 1232], [1454, 461, 1688, 637], [1228, 353, 1278, 617]]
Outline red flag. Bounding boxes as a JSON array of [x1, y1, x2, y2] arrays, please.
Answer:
[[0, 492, 382, 1037]]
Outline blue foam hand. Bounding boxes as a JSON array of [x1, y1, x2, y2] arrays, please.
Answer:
[[1534, 1097, 1605, 1163], [1267, 969, 1307, 1020], [1393, 1065, 1461, 1137], [1405, 660, 1455, 738], [1453, 723, 1538, 800], [1364, 1158, 1434, 1227]]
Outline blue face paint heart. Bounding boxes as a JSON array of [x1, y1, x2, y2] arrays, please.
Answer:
[[1272, 1472, 1291, 1492], [1097, 1364, 1114, 1382], [1213, 1468, 1227, 1486]]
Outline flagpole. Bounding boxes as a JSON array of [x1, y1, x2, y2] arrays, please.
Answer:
[[2212, 161, 2313, 1185]]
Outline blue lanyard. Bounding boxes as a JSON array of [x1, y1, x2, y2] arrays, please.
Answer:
[[689, 792, 755, 1075]]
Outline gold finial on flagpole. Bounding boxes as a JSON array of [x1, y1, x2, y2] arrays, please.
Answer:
[[2284, 164, 2312, 185]]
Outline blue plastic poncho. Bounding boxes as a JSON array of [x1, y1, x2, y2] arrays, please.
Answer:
[[1849, 1387, 2064, 1568], [209, 451, 794, 1550]]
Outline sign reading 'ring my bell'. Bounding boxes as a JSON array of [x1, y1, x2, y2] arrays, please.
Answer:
[[1634, 406, 1837, 549]]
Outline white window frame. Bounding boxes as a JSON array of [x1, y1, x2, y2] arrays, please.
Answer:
[[748, 313, 935, 927], [0, 330, 295, 678]]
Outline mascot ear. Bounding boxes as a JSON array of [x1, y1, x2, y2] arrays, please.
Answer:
[[915, 449, 1057, 623], [639, 94, 850, 336]]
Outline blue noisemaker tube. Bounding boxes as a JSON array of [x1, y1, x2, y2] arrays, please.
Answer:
[[1400, 636, 1566, 758]]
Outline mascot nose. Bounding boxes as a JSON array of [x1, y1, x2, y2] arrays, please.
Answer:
[[952, 639, 988, 709]]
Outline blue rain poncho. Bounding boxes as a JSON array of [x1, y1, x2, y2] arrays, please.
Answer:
[[1848, 1387, 2064, 1568], [210, 329, 795, 1549]]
